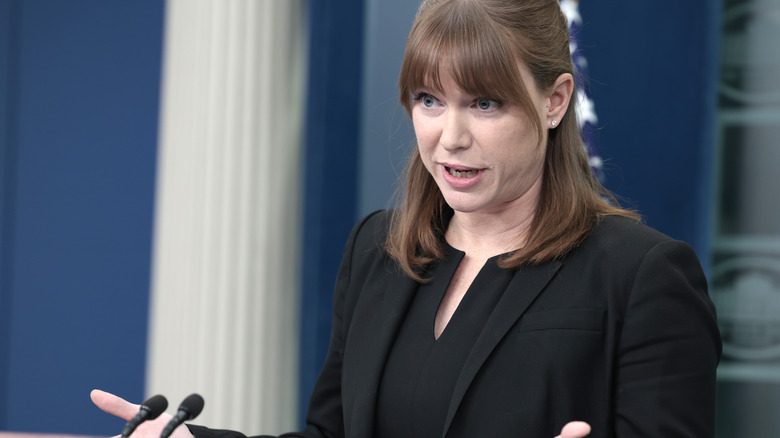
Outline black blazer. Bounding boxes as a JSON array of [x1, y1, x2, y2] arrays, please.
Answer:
[[191, 210, 721, 438]]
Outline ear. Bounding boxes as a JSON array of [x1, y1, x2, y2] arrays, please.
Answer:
[[545, 73, 574, 129]]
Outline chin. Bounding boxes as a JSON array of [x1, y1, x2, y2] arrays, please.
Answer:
[[442, 198, 485, 215]]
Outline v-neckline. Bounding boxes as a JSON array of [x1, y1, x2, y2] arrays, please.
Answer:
[[434, 245, 506, 341]]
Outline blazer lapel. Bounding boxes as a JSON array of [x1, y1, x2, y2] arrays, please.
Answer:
[[345, 266, 419, 437], [440, 260, 563, 437]]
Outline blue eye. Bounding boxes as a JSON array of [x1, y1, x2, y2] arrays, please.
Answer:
[[476, 98, 501, 110], [421, 94, 436, 108], [414, 93, 437, 108]]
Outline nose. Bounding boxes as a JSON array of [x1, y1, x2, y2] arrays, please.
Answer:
[[439, 109, 471, 151]]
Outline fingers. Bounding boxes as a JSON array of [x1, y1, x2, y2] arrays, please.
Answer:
[[91, 389, 140, 421], [558, 421, 591, 438]]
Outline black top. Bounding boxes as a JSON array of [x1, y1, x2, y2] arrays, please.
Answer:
[[374, 245, 515, 438]]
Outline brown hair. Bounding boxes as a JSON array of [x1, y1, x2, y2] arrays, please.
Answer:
[[387, 0, 637, 281]]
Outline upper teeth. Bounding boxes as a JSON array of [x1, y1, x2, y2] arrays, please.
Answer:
[[448, 167, 478, 178]]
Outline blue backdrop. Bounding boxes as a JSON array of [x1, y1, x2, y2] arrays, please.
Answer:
[[578, 2, 720, 267], [0, 0, 163, 433], [298, 0, 364, 426]]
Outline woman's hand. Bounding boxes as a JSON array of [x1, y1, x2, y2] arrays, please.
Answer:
[[91, 389, 196, 438], [554, 421, 591, 438]]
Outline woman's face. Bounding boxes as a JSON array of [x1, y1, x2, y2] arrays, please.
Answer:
[[412, 68, 550, 218]]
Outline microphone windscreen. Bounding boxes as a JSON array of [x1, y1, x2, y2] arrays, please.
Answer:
[[180, 393, 204, 420], [143, 394, 169, 419]]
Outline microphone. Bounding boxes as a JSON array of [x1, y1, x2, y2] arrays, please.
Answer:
[[160, 393, 205, 438], [121, 394, 168, 438]]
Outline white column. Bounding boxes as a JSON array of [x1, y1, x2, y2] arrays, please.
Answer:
[[147, 0, 305, 434]]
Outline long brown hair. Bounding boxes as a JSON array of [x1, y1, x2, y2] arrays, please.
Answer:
[[387, 0, 636, 281]]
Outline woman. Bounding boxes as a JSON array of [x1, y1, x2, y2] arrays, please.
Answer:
[[93, 0, 721, 436]]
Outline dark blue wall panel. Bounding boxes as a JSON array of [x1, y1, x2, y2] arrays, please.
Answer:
[[0, 0, 19, 428], [299, 0, 364, 425], [579, 3, 721, 263], [0, 0, 163, 433]]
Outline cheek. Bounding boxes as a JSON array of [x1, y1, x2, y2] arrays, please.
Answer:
[[416, 142, 436, 176], [413, 120, 437, 155]]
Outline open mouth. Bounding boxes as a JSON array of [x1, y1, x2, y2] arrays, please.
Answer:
[[446, 166, 479, 178]]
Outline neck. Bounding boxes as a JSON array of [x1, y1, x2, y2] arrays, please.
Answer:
[[445, 202, 537, 259]]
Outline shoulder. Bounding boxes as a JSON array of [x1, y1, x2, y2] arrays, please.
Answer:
[[565, 215, 706, 290], [581, 214, 693, 259], [338, 209, 395, 280], [345, 209, 391, 253]]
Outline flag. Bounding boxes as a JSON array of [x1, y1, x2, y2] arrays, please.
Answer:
[[560, 0, 604, 181]]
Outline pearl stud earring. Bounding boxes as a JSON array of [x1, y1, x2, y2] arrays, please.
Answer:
[[551, 120, 557, 127]]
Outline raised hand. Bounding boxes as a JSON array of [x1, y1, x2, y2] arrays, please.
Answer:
[[554, 421, 591, 438], [91, 389, 196, 438]]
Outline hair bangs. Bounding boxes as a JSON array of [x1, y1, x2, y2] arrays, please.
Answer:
[[399, 2, 532, 114]]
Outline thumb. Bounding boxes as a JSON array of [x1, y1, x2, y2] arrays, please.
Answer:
[[558, 421, 591, 438], [91, 389, 140, 421]]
